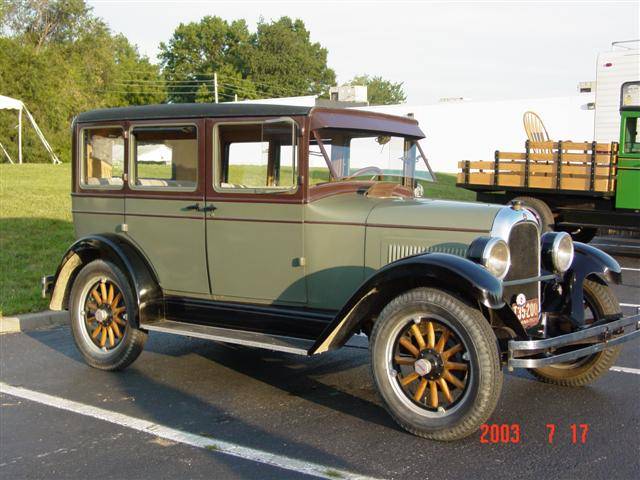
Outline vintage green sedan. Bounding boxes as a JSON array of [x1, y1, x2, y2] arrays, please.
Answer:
[[43, 104, 639, 441]]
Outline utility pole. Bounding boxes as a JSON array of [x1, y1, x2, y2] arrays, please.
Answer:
[[214, 72, 219, 104]]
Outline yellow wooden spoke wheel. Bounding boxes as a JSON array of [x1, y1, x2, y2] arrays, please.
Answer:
[[83, 278, 128, 351], [394, 320, 469, 411]]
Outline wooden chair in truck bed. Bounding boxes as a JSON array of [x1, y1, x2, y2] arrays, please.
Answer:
[[523, 111, 552, 154]]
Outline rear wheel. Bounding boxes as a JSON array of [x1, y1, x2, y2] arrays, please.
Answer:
[[529, 279, 621, 386], [70, 260, 146, 371], [370, 288, 502, 441]]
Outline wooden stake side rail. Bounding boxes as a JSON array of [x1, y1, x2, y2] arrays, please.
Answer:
[[457, 140, 619, 193]]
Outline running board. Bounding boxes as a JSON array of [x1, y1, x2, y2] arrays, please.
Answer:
[[141, 319, 314, 355]]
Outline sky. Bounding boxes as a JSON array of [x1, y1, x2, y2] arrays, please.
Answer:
[[88, 0, 640, 104]]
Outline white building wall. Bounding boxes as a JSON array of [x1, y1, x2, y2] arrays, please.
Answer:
[[358, 94, 595, 173], [233, 93, 597, 173]]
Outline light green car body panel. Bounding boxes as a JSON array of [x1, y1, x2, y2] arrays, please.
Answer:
[[73, 190, 502, 312], [207, 201, 306, 304]]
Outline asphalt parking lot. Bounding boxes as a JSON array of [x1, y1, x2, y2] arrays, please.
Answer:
[[1, 256, 638, 480]]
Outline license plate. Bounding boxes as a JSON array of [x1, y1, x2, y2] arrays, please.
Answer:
[[511, 298, 540, 329]]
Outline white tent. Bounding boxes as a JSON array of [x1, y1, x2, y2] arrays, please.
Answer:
[[0, 94, 61, 164]]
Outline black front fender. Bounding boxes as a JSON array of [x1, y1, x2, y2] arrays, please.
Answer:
[[310, 253, 503, 354], [49, 234, 163, 325], [565, 242, 622, 325]]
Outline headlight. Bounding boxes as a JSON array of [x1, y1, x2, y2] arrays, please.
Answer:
[[468, 237, 511, 279], [541, 232, 574, 273]]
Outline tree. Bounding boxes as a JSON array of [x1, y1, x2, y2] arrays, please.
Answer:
[[2, 0, 92, 51], [158, 16, 335, 102], [348, 74, 407, 105], [159, 16, 252, 103], [0, 0, 165, 163], [248, 17, 336, 98], [194, 83, 214, 103], [103, 34, 166, 107]]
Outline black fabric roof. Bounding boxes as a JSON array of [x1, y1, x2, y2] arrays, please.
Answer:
[[76, 103, 314, 123]]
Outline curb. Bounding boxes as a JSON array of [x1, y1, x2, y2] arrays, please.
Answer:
[[0, 310, 69, 334]]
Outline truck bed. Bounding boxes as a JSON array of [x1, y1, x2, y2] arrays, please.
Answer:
[[457, 140, 618, 195]]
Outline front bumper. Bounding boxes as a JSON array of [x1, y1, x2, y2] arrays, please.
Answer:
[[508, 314, 640, 368]]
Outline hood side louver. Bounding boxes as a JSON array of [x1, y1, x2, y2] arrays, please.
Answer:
[[387, 243, 469, 264]]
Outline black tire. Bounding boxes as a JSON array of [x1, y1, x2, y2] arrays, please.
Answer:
[[513, 196, 554, 232], [530, 279, 621, 386], [370, 288, 502, 441], [70, 260, 146, 371]]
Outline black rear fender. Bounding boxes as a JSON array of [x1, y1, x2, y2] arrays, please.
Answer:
[[49, 234, 163, 325], [310, 253, 504, 354]]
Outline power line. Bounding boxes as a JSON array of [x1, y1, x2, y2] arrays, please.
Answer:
[[115, 72, 314, 98], [104, 81, 307, 99], [100, 83, 269, 99]]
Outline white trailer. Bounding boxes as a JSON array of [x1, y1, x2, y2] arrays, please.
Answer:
[[594, 40, 640, 143]]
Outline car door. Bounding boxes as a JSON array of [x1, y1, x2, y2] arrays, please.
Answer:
[[124, 120, 209, 295], [204, 117, 307, 305]]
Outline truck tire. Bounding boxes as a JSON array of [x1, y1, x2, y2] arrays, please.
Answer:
[[558, 226, 598, 244], [513, 196, 554, 232], [70, 260, 147, 371], [370, 288, 502, 441], [529, 279, 622, 386]]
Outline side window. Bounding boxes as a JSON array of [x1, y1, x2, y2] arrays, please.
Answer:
[[80, 127, 124, 188], [216, 120, 297, 193], [624, 117, 639, 154], [131, 125, 198, 190]]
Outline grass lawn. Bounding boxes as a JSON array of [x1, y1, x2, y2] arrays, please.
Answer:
[[0, 164, 474, 315], [1, 164, 74, 315]]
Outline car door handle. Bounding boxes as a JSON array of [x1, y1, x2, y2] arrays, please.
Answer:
[[183, 203, 216, 213]]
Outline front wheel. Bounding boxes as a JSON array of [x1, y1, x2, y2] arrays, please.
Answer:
[[370, 288, 503, 441], [70, 260, 146, 371], [529, 279, 621, 386]]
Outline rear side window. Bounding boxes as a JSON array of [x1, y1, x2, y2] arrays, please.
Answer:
[[80, 127, 124, 188], [215, 120, 297, 193], [131, 125, 198, 190]]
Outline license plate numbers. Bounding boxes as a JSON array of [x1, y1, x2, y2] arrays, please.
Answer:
[[511, 298, 540, 328]]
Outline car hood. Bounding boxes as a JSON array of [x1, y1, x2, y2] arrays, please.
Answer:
[[366, 197, 502, 233]]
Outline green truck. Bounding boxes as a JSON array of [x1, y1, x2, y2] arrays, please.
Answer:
[[617, 81, 640, 209], [458, 81, 640, 242]]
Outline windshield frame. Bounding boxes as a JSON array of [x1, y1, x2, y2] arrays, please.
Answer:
[[310, 129, 437, 185]]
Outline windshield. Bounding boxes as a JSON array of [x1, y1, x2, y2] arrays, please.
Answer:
[[309, 129, 435, 185]]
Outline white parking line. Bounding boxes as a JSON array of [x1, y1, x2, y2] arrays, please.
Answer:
[[610, 366, 640, 375], [621, 267, 640, 272], [0, 382, 377, 480], [620, 303, 640, 308]]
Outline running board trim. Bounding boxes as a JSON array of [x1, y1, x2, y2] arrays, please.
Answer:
[[141, 319, 313, 355]]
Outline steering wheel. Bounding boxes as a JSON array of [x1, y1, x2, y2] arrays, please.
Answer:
[[343, 166, 384, 181]]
